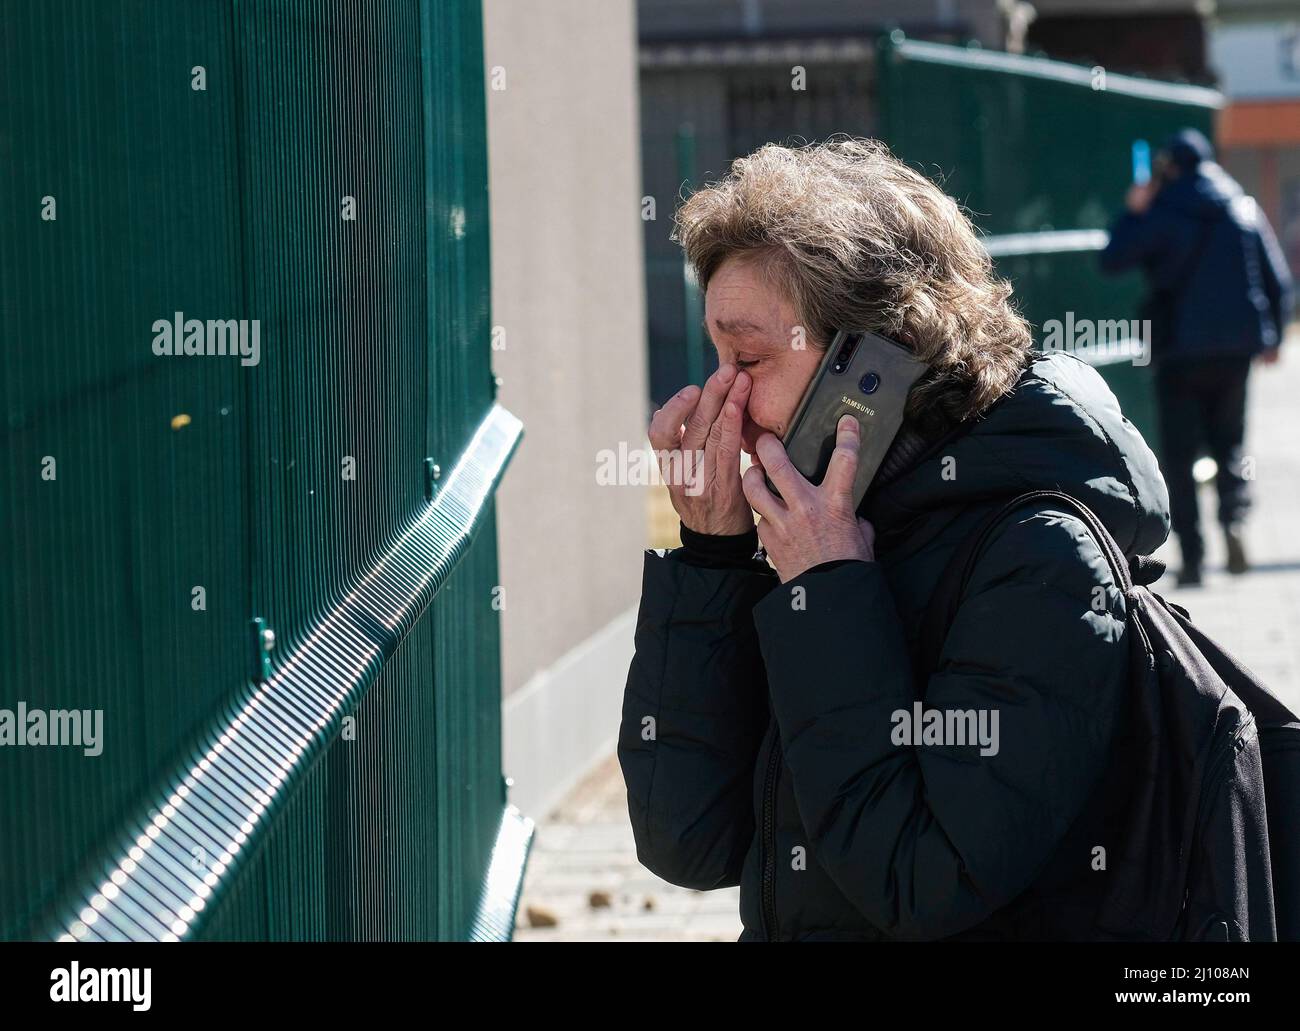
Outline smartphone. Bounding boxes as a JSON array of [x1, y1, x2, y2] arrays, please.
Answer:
[[766, 330, 928, 510], [1131, 139, 1152, 186]]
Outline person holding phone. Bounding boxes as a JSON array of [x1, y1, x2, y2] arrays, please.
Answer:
[[1100, 128, 1293, 586], [618, 138, 1179, 941]]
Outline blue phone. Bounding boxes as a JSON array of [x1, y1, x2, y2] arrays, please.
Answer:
[[1131, 139, 1152, 185]]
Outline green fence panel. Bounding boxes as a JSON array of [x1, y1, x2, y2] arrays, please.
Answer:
[[878, 33, 1223, 448], [1, 0, 528, 942]]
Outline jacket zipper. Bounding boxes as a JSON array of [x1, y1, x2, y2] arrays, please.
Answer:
[[760, 731, 782, 941]]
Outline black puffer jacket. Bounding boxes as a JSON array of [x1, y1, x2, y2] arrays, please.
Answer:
[[618, 352, 1172, 941]]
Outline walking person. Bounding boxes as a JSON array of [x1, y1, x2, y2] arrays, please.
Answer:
[[1101, 129, 1292, 585]]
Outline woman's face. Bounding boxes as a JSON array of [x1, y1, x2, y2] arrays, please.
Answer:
[[703, 257, 824, 455]]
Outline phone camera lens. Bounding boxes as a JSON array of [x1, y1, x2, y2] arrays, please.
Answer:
[[830, 333, 862, 375], [859, 372, 881, 395]]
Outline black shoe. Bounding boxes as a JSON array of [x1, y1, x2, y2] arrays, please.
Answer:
[[1177, 565, 1203, 587], [1225, 526, 1249, 575]]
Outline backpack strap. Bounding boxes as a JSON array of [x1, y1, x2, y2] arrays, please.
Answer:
[[916, 490, 1143, 686]]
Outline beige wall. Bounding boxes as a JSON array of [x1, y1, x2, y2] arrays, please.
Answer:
[[483, 0, 647, 702]]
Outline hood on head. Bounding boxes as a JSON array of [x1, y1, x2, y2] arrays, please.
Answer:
[[1157, 158, 1241, 220], [1154, 130, 1240, 220], [1160, 128, 1213, 174], [872, 351, 1171, 557]]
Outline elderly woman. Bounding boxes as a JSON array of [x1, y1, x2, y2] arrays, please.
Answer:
[[617, 138, 1171, 941]]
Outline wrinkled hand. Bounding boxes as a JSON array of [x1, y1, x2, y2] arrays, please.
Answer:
[[742, 415, 876, 583], [648, 363, 754, 537]]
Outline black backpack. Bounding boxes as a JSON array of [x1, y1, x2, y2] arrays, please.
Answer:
[[919, 489, 1300, 941]]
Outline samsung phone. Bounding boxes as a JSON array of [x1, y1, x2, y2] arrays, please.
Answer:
[[766, 329, 928, 510]]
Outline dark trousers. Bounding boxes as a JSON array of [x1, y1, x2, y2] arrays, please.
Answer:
[[1154, 355, 1253, 568]]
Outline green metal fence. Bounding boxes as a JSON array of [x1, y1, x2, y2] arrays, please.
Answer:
[[877, 33, 1223, 446], [0, 0, 528, 941], [642, 35, 1223, 446]]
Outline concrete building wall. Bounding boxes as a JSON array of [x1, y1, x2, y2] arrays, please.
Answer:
[[1212, 15, 1300, 311], [482, 0, 648, 821]]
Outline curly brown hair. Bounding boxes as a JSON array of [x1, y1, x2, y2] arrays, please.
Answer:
[[673, 137, 1033, 435]]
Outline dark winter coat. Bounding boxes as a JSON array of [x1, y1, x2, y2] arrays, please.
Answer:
[[618, 351, 1172, 941], [1100, 130, 1293, 362]]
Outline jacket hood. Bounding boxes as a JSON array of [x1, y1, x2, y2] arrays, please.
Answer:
[[1161, 128, 1213, 172], [1155, 158, 1241, 220], [867, 351, 1171, 557]]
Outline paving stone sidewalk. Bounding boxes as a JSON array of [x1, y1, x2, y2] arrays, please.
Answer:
[[514, 346, 1300, 942], [1150, 345, 1300, 714], [513, 753, 743, 941]]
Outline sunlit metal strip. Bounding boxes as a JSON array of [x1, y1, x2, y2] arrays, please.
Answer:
[[468, 805, 535, 942], [49, 403, 524, 942], [981, 228, 1110, 258], [893, 38, 1224, 108]]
